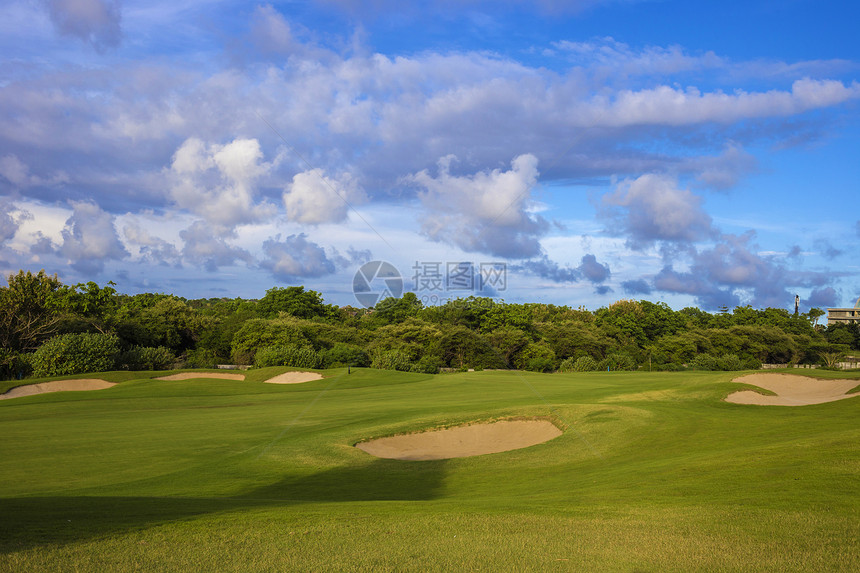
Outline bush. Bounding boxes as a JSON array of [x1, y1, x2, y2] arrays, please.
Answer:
[[411, 355, 442, 374], [0, 350, 32, 380], [514, 342, 557, 371], [653, 362, 686, 372], [574, 356, 599, 372], [525, 357, 555, 373], [184, 348, 219, 369], [598, 353, 636, 371], [371, 350, 412, 371], [718, 354, 745, 371], [690, 353, 720, 371], [32, 333, 120, 377], [255, 345, 322, 369], [690, 353, 749, 371], [118, 346, 175, 371], [321, 344, 370, 368]]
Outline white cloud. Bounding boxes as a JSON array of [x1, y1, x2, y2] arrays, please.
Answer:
[[58, 200, 128, 273], [168, 137, 278, 229], [583, 79, 860, 127], [601, 174, 716, 248], [409, 154, 545, 258], [261, 233, 338, 280], [283, 169, 366, 224], [179, 220, 252, 272]]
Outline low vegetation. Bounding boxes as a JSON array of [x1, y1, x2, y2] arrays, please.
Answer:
[[1, 269, 857, 381]]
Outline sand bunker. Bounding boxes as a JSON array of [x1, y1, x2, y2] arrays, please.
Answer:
[[264, 371, 323, 384], [727, 373, 860, 406], [0, 379, 116, 400], [155, 372, 245, 381], [356, 419, 562, 461]]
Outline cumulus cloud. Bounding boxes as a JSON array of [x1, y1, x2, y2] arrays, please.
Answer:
[[513, 253, 610, 284], [651, 232, 834, 310], [179, 221, 252, 272], [0, 200, 31, 245], [601, 174, 716, 248], [283, 169, 366, 224], [409, 154, 546, 258], [123, 221, 181, 266], [43, 0, 122, 52], [168, 137, 278, 229], [260, 234, 338, 281], [654, 265, 740, 310], [692, 143, 758, 190], [58, 200, 128, 274], [807, 287, 838, 308], [578, 253, 611, 283], [622, 278, 652, 295], [515, 255, 581, 283]]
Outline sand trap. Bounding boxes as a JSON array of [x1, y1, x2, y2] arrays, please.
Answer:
[[727, 374, 860, 406], [356, 419, 562, 461], [155, 372, 245, 381], [264, 371, 323, 384], [0, 379, 116, 400]]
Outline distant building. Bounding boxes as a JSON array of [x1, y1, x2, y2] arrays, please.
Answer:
[[827, 297, 860, 326]]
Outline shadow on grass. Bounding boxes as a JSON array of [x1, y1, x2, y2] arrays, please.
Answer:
[[0, 458, 447, 553]]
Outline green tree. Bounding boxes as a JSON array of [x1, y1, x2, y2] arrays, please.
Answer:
[[0, 270, 64, 352], [258, 286, 332, 319]]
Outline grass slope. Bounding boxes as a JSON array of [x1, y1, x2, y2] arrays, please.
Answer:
[[1, 368, 858, 572]]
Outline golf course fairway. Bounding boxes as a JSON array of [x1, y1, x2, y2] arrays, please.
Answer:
[[1, 367, 858, 572]]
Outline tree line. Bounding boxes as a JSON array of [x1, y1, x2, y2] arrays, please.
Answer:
[[1, 269, 857, 380]]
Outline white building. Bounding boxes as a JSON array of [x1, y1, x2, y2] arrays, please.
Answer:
[[827, 297, 860, 326]]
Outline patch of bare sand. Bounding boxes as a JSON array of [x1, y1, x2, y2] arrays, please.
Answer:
[[155, 372, 245, 381], [1, 379, 115, 400], [356, 419, 563, 461], [727, 373, 860, 406], [264, 371, 323, 384]]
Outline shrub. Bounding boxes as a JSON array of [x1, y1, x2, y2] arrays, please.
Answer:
[[598, 353, 636, 371], [0, 350, 32, 381], [525, 357, 555, 373], [514, 342, 557, 371], [118, 346, 175, 371], [184, 348, 219, 369], [690, 353, 720, 371], [411, 355, 442, 374], [255, 345, 322, 369], [718, 354, 745, 371], [371, 350, 412, 371], [321, 344, 370, 368], [32, 333, 120, 377], [559, 355, 600, 372], [690, 353, 749, 371]]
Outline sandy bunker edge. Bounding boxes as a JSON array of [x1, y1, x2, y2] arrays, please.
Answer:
[[726, 373, 860, 406], [355, 418, 563, 461]]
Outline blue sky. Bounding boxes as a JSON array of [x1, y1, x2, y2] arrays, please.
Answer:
[[1, 0, 858, 311]]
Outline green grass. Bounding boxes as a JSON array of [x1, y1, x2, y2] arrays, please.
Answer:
[[1, 368, 858, 572]]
